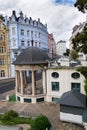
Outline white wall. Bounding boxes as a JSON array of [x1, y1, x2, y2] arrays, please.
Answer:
[[46, 68, 85, 102], [60, 112, 83, 124]]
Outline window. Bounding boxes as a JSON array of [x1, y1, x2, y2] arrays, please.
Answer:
[[35, 31, 37, 37], [31, 31, 33, 37], [52, 97, 59, 103], [27, 30, 29, 36], [39, 42, 41, 47], [52, 72, 59, 78], [0, 58, 4, 65], [36, 97, 44, 102], [71, 83, 80, 92], [71, 72, 80, 79], [21, 29, 24, 35], [12, 27, 15, 35], [12, 38, 16, 46], [24, 98, 31, 103], [52, 82, 59, 91], [0, 70, 5, 77], [27, 41, 30, 46], [0, 47, 4, 53], [21, 40, 25, 46], [14, 52, 18, 58], [39, 32, 40, 38], [0, 34, 3, 40], [35, 42, 37, 47]]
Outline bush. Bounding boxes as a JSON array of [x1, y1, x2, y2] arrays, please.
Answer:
[[3, 110, 18, 120], [31, 115, 50, 130], [9, 95, 16, 102]]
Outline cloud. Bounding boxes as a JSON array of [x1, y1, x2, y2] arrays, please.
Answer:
[[0, 0, 86, 45]]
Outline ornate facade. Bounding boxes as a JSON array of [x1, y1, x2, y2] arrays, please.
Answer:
[[0, 19, 10, 78], [6, 10, 48, 77]]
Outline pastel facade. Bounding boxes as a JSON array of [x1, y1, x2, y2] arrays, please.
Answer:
[[56, 40, 66, 56], [46, 68, 85, 102], [8, 11, 48, 77], [0, 19, 10, 78], [14, 46, 85, 103], [69, 20, 87, 60], [59, 91, 86, 125], [48, 33, 56, 58]]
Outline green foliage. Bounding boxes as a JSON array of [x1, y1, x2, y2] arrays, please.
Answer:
[[77, 67, 87, 79], [77, 67, 87, 96], [72, 23, 87, 54], [0, 14, 4, 20], [31, 115, 50, 130], [74, 0, 87, 13], [70, 49, 79, 60], [9, 95, 16, 102], [0, 110, 31, 125], [3, 110, 18, 120], [64, 49, 70, 56]]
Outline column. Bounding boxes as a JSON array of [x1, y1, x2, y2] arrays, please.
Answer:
[[24, 71, 27, 86], [18, 71, 20, 92], [20, 71, 23, 95], [42, 70, 46, 94], [32, 70, 35, 96], [15, 70, 18, 93]]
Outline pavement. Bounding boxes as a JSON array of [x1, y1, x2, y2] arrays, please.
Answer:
[[0, 98, 85, 130]]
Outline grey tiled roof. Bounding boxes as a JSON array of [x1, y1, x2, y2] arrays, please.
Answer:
[[58, 91, 86, 108], [13, 47, 50, 65]]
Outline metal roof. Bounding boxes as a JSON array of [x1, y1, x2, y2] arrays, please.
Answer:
[[13, 47, 50, 65], [58, 91, 86, 108]]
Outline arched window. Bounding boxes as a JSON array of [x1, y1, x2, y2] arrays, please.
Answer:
[[71, 72, 80, 79], [51, 72, 59, 78]]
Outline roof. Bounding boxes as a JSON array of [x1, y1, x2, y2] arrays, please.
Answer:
[[58, 91, 86, 108], [13, 47, 50, 65]]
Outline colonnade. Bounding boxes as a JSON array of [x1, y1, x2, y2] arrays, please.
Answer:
[[15, 68, 46, 96]]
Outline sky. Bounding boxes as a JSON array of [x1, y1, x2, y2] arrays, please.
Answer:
[[0, 0, 86, 47]]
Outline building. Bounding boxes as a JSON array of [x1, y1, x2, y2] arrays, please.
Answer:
[[69, 20, 87, 61], [46, 68, 85, 102], [48, 33, 56, 59], [56, 40, 66, 56], [13, 46, 50, 103], [13, 46, 85, 103], [0, 19, 10, 78], [59, 91, 86, 124], [6, 10, 49, 77]]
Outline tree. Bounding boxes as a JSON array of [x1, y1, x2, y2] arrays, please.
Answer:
[[72, 0, 87, 55], [70, 49, 79, 60], [31, 115, 51, 130], [77, 67, 87, 96], [74, 0, 87, 13], [72, 23, 87, 54], [63, 49, 70, 56], [3, 110, 18, 120], [0, 14, 4, 20]]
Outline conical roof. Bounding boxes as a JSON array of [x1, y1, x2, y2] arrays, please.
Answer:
[[13, 47, 50, 65]]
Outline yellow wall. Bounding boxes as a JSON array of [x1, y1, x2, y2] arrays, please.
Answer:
[[0, 19, 10, 78]]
